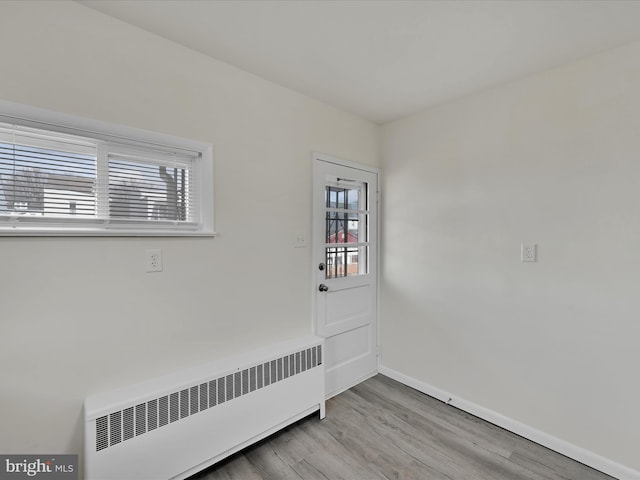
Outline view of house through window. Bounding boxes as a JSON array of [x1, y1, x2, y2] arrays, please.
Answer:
[[0, 119, 208, 235], [324, 181, 369, 279], [0, 127, 97, 217], [108, 153, 189, 221]]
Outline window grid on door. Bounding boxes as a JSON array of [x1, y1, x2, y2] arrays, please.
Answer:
[[324, 181, 368, 279]]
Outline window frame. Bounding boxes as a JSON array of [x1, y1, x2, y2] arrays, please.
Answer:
[[0, 100, 214, 237]]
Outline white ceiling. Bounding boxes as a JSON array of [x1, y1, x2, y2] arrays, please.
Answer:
[[78, 0, 640, 124]]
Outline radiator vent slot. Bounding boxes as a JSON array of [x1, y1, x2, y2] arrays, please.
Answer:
[[95, 344, 322, 452], [96, 415, 108, 451]]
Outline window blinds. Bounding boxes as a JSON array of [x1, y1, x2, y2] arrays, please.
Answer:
[[0, 120, 205, 234]]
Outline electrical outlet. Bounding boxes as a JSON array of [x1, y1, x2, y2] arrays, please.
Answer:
[[146, 249, 163, 272], [521, 244, 536, 262]]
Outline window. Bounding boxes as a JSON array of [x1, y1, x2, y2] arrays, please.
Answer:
[[0, 101, 213, 236], [324, 180, 369, 278]]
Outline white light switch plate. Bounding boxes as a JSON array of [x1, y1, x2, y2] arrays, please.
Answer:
[[521, 244, 536, 262], [294, 232, 308, 248]]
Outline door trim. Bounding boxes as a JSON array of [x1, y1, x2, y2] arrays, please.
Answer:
[[311, 152, 381, 395]]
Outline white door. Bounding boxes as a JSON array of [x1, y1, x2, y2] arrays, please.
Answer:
[[313, 154, 379, 398]]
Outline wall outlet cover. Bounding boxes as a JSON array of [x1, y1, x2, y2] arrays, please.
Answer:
[[146, 249, 163, 272], [521, 244, 537, 262]]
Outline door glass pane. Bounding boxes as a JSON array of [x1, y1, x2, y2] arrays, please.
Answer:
[[324, 181, 368, 279], [325, 186, 360, 210], [325, 211, 364, 243], [326, 245, 368, 279]]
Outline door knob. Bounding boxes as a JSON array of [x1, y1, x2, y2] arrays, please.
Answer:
[[318, 284, 329, 292]]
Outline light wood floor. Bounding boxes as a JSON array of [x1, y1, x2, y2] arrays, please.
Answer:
[[189, 374, 616, 480]]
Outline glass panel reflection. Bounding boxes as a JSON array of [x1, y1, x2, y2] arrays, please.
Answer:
[[325, 246, 367, 279]]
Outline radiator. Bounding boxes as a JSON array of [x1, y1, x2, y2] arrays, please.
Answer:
[[84, 335, 325, 480]]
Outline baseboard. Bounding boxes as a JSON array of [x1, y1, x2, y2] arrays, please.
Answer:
[[379, 365, 640, 480]]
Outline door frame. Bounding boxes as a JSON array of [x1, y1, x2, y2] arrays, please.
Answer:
[[311, 152, 381, 396]]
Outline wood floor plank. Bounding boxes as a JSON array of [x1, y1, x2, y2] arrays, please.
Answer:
[[509, 443, 616, 480], [243, 445, 305, 480], [267, 422, 319, 467], [189, 375, 617, 480], [192, 453, 264, 480], [292, 447, 389, 480], [332, 389, 540, 480], [357, 375, 520, 458], [342, 382, 531, 479], [323, 407, 453, 480], [328, 392, 469, 478]]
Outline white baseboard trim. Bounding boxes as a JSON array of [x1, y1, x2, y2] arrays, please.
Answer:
[[379, 365, 640, 480]]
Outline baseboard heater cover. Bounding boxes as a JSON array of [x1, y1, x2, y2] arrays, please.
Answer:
[[84, 335, 325, 480]]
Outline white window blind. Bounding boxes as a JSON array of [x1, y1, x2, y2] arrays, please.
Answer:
[[106, 144, 199, 226], [0, 104, 213, 236]]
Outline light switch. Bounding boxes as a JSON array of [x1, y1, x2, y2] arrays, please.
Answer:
[[294, 233, 307, 248]]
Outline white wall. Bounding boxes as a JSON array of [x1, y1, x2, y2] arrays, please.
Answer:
[[0, 0, 379, 467], [4, 0, 637, 476], [382, 40, 640, 473]]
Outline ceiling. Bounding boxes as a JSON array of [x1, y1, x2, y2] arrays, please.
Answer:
[[78, 0, 640, 124]]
